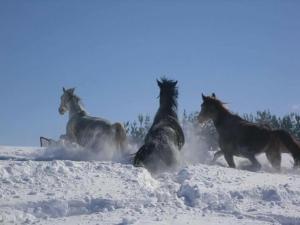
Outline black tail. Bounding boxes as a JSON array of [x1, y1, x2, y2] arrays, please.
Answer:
[[274, 129, 300, 167]]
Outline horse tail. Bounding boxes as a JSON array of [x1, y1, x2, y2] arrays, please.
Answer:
[[112, 122, 127, 151], [273, 129, 300, 167]]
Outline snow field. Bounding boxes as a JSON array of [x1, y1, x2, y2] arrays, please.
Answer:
[[0, 146, 300, 224]]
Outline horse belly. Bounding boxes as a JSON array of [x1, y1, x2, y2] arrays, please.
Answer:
[[235, 139, 270, 157], [75, 124, 112, 147]]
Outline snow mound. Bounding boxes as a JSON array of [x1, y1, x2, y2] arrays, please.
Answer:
[[34, 141, 134, 162], [0, 146, 300, 225]]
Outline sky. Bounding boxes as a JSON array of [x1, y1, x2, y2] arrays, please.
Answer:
[[1, 1, 300, 146]]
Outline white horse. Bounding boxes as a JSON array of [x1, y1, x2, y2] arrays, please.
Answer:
[[58, 87, 127, 157]]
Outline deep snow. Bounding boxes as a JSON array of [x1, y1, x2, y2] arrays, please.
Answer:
[[0, 145, 300, 225]]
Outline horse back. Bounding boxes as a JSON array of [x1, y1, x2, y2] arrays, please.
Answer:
[[67, 115, 113, 146], [218, 118, 273, 154], [76, 116, 111, 131], [146, 116, 184, 149]]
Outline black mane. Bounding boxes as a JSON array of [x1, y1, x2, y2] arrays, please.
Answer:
[[159, 78, 178, 109], [155, 78, 178, 121], [204, 96, 229, 113]]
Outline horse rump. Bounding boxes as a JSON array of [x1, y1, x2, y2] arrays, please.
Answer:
[[134, 142, 179, 173], [273, 129, 300, 167], [134, 144, 154, 167]]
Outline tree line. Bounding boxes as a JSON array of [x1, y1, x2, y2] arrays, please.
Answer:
[[124, 110, 300, 148]]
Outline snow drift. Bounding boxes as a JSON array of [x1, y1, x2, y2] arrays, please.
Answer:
[[0, 121, 299, 225], [0, 145, 300, 225]]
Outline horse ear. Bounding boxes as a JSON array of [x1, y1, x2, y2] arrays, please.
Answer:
[[157, 79, 162, 87], [212, 93, 216, 98], [69, 88, 75, 95], [173, 80, 178, 86], [63, 87, 66, 93], [202, 93, 206, 101]]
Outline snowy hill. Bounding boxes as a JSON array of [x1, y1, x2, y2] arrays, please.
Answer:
[[0, 146, 300, 225]]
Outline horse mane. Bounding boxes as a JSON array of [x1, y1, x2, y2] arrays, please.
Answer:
[[66, 90, 87, 115], [149, 77, 180, 132], [158, 78, 178, 112], [205, 95, 231, 114], [64, 88, 80, 101], [71, 93, 81, 102], [203, 95, 246, 126]]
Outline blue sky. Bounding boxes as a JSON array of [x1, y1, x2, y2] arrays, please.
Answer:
[[1, 1, 300, 146]]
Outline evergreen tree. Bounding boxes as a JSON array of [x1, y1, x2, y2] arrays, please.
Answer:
[[124, 110, 300, 149]]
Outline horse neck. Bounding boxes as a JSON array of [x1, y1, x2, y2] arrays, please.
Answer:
[[212, 106, 233, 130], [68, 99, 86, 119], [153, 104, 177, 123]]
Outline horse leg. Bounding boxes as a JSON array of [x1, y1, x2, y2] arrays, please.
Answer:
[[273, 129, 300, 168], [294, 159, 300, 168], [264, 136, 282, 170], [266, 148, 281, 171], [246, 154, 262, 171], [211, 150, 223, 163], [223, 151, 236, 168]]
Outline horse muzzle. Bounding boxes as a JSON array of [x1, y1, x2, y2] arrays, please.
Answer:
[[59, 106, 66, 115]]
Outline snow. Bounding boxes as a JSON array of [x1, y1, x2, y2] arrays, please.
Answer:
[[0, 145, 300, 225]]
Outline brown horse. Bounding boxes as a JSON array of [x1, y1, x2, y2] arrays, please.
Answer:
[[198, 93, 300, 171]]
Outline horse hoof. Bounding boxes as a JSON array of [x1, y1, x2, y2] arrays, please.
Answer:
[[293, 164, 300, 169], [241, 165, 261, 172], [209, 160, 216, 165]]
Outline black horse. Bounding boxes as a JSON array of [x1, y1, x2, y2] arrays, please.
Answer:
[[133, 78, 185, 173]]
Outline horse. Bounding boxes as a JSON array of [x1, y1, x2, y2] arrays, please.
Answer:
[[58, 87, 127, 157], [198, 93, 300, 171], [133, 78, 185, 173]]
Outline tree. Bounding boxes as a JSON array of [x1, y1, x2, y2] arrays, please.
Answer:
[[124, 110, 300, 150], [123, 114, 151, 145]]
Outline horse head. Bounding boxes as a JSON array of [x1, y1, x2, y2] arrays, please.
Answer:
[[198, 93, 224, 123], [59, 87, 75, 115], [156, 78, 178, 111]]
